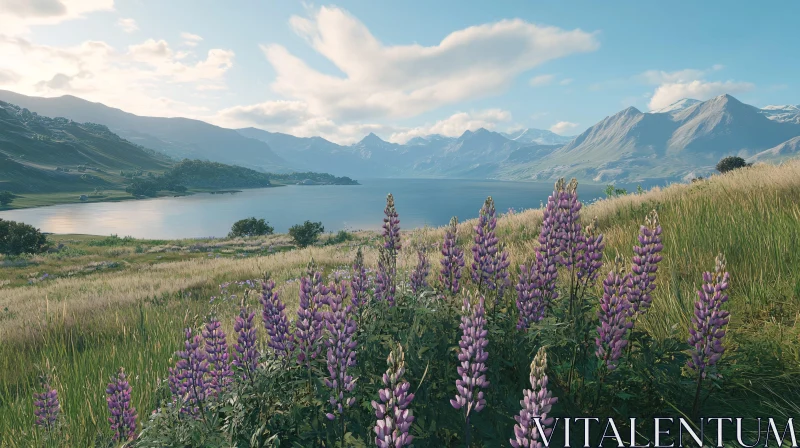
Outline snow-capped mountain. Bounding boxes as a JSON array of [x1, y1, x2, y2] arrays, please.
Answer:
[[651, 98, 702, 114], [501, 128, 575, 145], [759, 104, 800, 124]]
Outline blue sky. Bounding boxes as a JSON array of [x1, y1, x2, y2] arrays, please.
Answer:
[[0, 0, 797, 143]]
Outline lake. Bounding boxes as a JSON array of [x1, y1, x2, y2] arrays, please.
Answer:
[[0, 179, 617, 239]]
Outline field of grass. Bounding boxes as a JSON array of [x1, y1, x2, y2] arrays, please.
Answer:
[[1, 161, 800, 446]]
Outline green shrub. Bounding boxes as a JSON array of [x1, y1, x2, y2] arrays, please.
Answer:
[[0, 191, 14, 207], [87, 234, 136, 247], [0, 219, 48, 256], [325, 229, 353, 245], [228, 217, 274, 238], [716, 156, 750, 173], [288, 220, 324, 247]]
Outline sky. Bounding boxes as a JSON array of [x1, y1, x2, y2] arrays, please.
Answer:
[[0, 0, 798, 145]]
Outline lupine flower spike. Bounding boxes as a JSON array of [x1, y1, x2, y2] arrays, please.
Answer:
[[688, 253, 730, 418], [351, 247, 370, 310], [106, 367, 137, 443], [409, 249, 430, 294], [595, 253, 631, 371], [168, 328, 211, 418], [382, 193, 402, 258], [232, 304, 259, 380], [576, 217, 605, 293], [440, 216, 465, 296], [323, 274, 358, 443], [555, 179, 584, 270], [376, 194, 401, 305], [33, 373, 60, 432], [295, 261, 326, 369], [375, 246, 397, 305], [510, 347, 558, 448], [626, 210, 664, 320], [471, 197, 499, 293], [373, 343, 415, 447], [260, 273, 293, 361], [203, 313, 233, 394], [450, 293, 490, 447], [515, 186, 561, 330]]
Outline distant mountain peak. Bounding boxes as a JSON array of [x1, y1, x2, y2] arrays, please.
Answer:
[[652, 98, 701, 114], [357, 132, 386, 145]]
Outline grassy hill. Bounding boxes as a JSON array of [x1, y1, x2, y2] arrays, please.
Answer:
[[0, 101, 358, 208], [0, 160, 798, 445]]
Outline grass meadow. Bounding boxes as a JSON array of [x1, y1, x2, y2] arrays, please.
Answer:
[[1, 160, 800, 446]]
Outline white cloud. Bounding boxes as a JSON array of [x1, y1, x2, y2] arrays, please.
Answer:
[[648, 80, 754, 110], [559, 78, 573, 85], [640, 65, 753, 110], [260, 5, 599, 122], [388, 109, 513, 143], [0, 0, 113, 35], [181, 32, 203, 47], [529, 74, 555, 87], [549, 121, 579, 135], [116, 17, 137, 33], [0, 34, 234, 117]]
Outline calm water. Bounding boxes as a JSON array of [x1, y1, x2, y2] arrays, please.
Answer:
[[0, 179, 611, 239]]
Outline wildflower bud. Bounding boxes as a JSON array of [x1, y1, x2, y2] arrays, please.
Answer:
[[232, 306, 259, 379], [595, 254, 631, 371], [440, 216, 465, 296], [260, 275, 293, 360], [106, 367, 137, 443], [510, 347, 558, 448], [450, 293, 490, 416], [410, 249, 430, 294], [687, 254, 730, 378], [372, 343, 415, 447]]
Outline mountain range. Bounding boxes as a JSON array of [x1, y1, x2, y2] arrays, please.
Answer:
[[1, 89, 799, 183]]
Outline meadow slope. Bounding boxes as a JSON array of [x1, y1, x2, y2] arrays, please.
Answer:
[[1, 160, 799, 445]]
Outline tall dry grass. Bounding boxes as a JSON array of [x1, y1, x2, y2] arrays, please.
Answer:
[[1, 160, 799, 445]]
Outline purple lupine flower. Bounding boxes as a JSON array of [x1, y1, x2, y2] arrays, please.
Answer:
[[350, 248, 370, 310], [202, 314, 233, 394], [516, 261, 546, 330], [106, 367, 137, 443], [595, 255, 631, 371], [516, 188, 562, 329], [382, 193, 402, 256], [450, 294, 490, 446], [260, 275, 293, 360], [409, 249, 430, 294], [440, 216, 465, 296], [554, 179, 584, 269], [373, 343, 415, 447], [493, 244, 512, 307], [33, 376, 60, 431], [232, 306, 259, 380], [374, 246, 397, 306], [323, 276, 358, 422], [471, 197, 499, 292], [510, 347, 558, 448], [168, 328, 211, 417], [626, 210, 664, 318], [295, 261, 326, 368], [576, 217, 605, 290], [687, 254, 730, 378]]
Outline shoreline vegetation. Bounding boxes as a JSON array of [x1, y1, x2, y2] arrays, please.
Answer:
[[0, 160, 799, 445]]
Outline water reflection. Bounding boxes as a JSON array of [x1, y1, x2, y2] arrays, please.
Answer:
[[0, 179, 618, 239]]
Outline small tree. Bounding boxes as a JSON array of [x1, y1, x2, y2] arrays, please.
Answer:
[[289, 221, 324, 248], [716, 156, 749, 173], [228, 217, 274, 238], [0, 191, 14, 207], [604, 184, 628, 198], [0, 219, 48, 256]]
